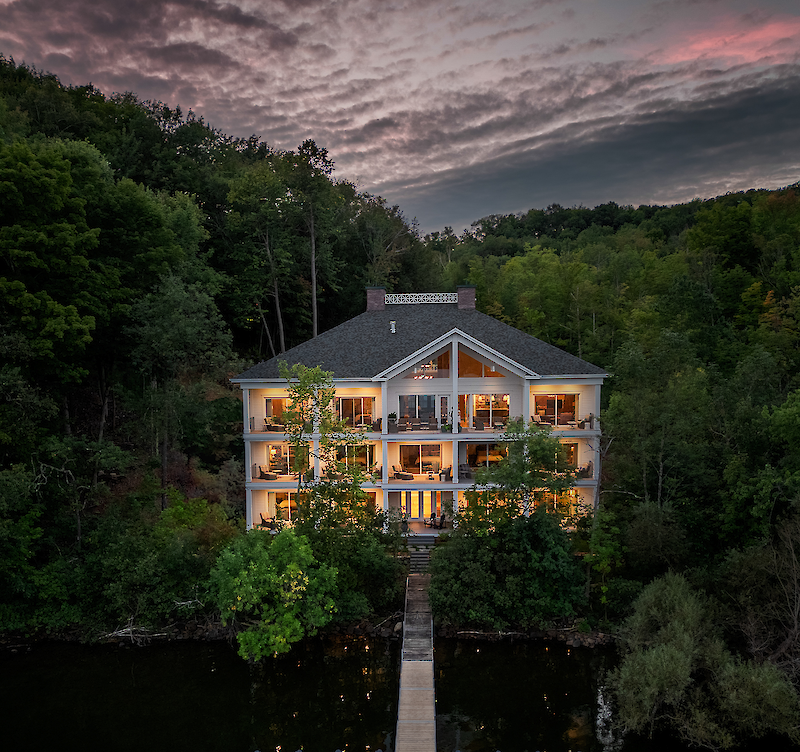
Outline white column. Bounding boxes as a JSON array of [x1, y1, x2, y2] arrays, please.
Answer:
[[451, 339, 458, 434], [522, 379, 530, 426], [242, 388, 250, 434], [244, 439, 253, 529]]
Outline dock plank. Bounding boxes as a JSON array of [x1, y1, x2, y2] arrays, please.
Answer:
[[395, 575, 436, 752]]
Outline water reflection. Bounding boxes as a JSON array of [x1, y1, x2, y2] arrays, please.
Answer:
[[0, 637, 399, 752], [435, 639, 616, 752]]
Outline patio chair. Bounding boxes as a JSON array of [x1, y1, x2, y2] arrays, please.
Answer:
[[423, 511, 436, 528], [435, 513, 446, 529], [473, 418, 485, 430], [258, 466, 278, 480], [258, 513, 277, 530], [458, 463, 474, 480], [392, 464, 414, 480]]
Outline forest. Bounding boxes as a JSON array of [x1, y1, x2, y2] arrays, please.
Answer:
[[2, 56, 800, 747]]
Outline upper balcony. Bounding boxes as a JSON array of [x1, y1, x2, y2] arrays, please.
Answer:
[[531, 412, 599, 431]]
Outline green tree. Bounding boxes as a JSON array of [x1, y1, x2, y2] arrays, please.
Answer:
[[0, 138, 98, 385], [428, 512, 584, 629], [210, 527, 336, 660], [282, 140, 339, 338], [460, 418, 575, 532], [612, 571, 800, 750], [127, 275, 236, 506]]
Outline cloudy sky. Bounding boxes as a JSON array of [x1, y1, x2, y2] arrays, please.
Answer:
[[2, 0, 799, 233]]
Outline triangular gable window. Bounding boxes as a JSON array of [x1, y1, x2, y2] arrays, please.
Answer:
[[403, 348, 450, 379], [458, 346, 506, 377]]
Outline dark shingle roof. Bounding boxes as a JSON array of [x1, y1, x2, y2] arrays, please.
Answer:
[[233, 304, 607, 380]]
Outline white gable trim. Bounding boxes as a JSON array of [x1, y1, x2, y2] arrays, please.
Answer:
[[372, 328, 540, 381]]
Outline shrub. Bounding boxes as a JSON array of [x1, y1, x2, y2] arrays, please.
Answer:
[[428, 511, 584, 629]]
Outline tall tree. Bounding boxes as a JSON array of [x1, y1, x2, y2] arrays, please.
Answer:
[[285, 140, 337, 338]]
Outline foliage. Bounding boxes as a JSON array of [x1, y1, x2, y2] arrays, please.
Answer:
[[585, 507, 626, 613], [428, 512, 584, 629], [295, 525, 404, 622], [611, 572, 800, 750], [0, 466, 43, 628], [3, 59, 800, 732], [459, 418, 576, 532], [716, 515, 800, 682], [210, 528, 336, 660]]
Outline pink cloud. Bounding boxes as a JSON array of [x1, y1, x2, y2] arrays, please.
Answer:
[[656, 17, 800, 65]]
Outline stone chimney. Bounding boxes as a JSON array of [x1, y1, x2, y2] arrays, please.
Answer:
[[366, 287, 386, 311], [457, 285, 476, 310]]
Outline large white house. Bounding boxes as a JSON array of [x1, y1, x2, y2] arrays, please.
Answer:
[[232, 287, 607, 529]]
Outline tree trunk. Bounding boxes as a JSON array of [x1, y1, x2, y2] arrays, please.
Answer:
[[261, 230, 286, 353], [256, 301, 277, 359], [62, 395, 72, 436], [309, 203, 318, 338], [94, 365, 111, 488], [161, 405, 168, 511]]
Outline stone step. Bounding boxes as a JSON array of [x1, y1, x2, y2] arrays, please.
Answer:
[[409, 550, 431, 573]]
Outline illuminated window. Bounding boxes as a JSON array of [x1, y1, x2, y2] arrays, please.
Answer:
[[338, 397, 374, 427], [404, 350, 450, 379], [533, 394, 578, 426], [336, 444, 376, 470], [458, 347, 506, 377]]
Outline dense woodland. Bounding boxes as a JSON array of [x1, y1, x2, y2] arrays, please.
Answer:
[[3, 56, 800, 746]]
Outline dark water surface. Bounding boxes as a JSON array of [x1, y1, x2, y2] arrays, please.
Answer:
[[0, 636, 399, 752], [435, 639, 618, 752], [2, 636, 795, 752]]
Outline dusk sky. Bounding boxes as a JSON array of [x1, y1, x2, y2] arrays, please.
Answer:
[[2, 0, 799, 233]]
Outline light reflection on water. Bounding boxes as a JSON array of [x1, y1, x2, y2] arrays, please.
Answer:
[[4, 636, 789, 752], [0, 636, 400, 752], [435, 638, 618, 752]]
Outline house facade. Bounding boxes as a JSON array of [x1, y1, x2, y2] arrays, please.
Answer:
[[232, 287, 606, 529]]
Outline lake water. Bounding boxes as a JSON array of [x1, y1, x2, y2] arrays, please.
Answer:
[[1, 636, 793, 751]]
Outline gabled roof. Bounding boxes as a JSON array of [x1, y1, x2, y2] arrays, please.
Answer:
[[233, 304, 607, 381]]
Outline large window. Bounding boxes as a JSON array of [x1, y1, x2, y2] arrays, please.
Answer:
[[399, 395, 436, 421], [267, 444, 289, 474], [472, 393, 510, 428], [464, 443, 507, 469], [399, 444, 442, 474], [336, 444, 376, 470], [404, 350, 450, 379], [533, 394, 578, 427], [458, 393, 510, 429], [338, 397, 374, 427], [275, 492, 298, 522], [458, 347, 505, 377], [398, 395, 450, 428], [265, 398, 288, 425]]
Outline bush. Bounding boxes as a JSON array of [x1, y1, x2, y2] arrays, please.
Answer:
[[428, 511, 584, 629], [210, 528, 337, 660], [611, 572, 800, 749]]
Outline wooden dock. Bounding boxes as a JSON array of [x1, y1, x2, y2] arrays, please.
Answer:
[[395, 573, 436, 752]]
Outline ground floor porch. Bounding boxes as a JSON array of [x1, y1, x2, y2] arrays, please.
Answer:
[[246, 483, 596, 530]]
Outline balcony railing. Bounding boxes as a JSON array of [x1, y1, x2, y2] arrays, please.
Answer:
[[531, 414, 598, 430]]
